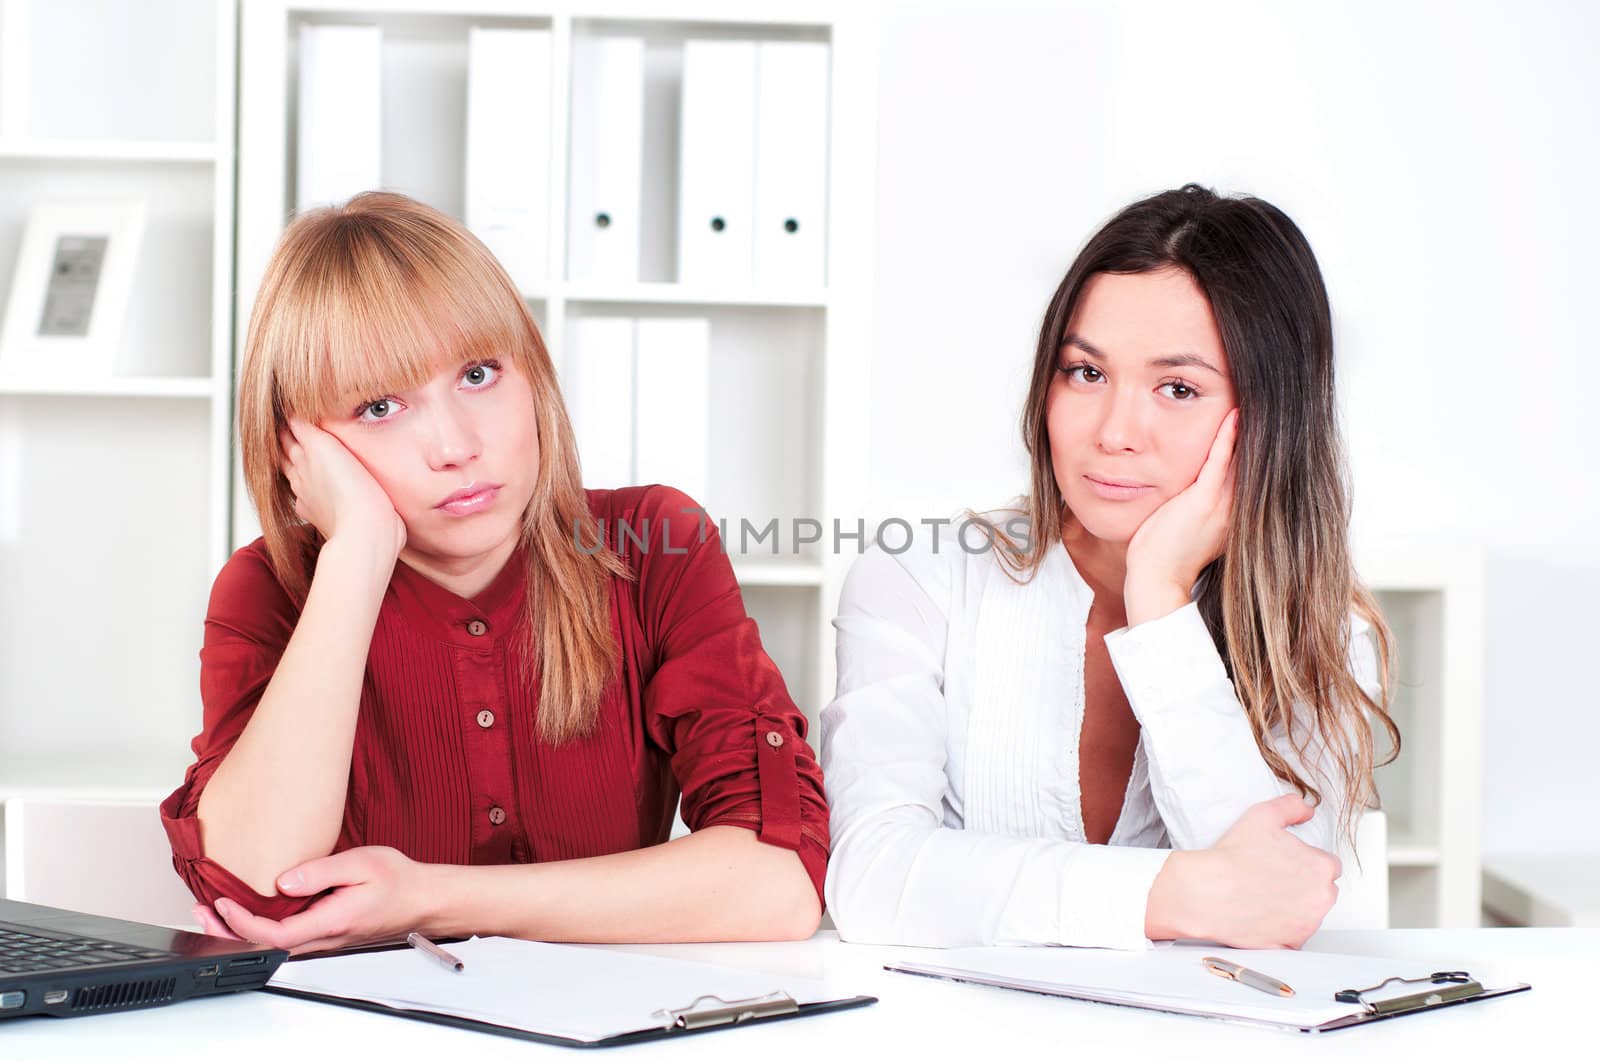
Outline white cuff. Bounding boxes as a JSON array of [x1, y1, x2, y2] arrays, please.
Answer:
[[1102, 601, 1230, 720], [1104, 601, 1287, 851], [995, 844, 1173, 951]]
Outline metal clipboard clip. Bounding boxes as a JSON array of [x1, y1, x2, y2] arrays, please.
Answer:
[[653, 990, 799, 1030], [1334, 971, 1486, 1015]]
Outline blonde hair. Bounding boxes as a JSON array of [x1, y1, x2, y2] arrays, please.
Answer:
[[238, 191, 627, 742], [979, 186, 1399, 854]]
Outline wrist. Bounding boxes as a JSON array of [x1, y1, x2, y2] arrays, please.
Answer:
[[1123, 578, 1192, 628], [317, 533, 400, 588], [416, 862, 471, 938], [1145, 850, 1203, 941], [328, 519, 402, 556]]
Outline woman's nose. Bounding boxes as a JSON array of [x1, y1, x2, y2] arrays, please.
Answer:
[[1095, 387, 1147, 453], [425, 400, 483, 469]]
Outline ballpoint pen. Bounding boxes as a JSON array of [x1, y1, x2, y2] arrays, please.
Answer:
[[1202, 956, 1295, 997], [407, 931, 466, 973]]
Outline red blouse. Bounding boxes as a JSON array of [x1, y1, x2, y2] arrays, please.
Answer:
[[160, 485, 830, 921]]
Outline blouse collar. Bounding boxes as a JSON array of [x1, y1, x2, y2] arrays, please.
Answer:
[[386, 542, 529, 648]]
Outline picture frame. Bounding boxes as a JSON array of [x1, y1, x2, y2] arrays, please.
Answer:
[[0, 199, 146, 382]]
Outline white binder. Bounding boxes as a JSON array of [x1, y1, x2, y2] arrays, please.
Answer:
[[568, 35, 644, 282], [678, 40, 757, 286], [296, 24, 382, 210], [563, 317, 636, 488], [465, 27, 551, 294], [633, 317, 710, 504], [753, 42, 830, 288]]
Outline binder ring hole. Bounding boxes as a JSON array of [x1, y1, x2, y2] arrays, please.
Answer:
[[710, 216, 726, 232], [784, 218, 799, 233], [594, 212, 611, 229]]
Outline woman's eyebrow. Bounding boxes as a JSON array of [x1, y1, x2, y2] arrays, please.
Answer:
[[1062, 332, 1106, 359], [1147, 352, 1222, 375], [1064, 333, 1220, 377]]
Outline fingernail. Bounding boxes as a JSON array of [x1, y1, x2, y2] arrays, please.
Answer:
[[280, 869, 304, 891]]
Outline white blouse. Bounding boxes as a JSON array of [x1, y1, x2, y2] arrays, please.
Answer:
[[819, 512, 1378, 951]]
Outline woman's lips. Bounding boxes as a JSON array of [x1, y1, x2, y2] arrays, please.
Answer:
[[436, 485, 501, 516], [1083, 474, 1154, 502]]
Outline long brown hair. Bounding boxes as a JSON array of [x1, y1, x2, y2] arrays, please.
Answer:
[[237, 191, 628, 742], [991, 184, 1398, 851]]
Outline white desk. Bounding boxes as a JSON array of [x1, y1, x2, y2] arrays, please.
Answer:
[[3, 929, 1585, 1062]]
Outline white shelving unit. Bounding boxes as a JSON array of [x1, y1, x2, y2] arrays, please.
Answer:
[[0, 0, 237, 831], [1483, 855, 1600, 928], [0, 2, 1486, 935], [1356, 544, 1487, 927], [235, 0, 875, 727]]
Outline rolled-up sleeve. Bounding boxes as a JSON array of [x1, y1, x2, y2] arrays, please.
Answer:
[[158, 543, 336, 921], [635, 487, 830, 905]]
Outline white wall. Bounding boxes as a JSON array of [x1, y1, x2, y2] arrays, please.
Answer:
[[868, 0, 1600, 857]]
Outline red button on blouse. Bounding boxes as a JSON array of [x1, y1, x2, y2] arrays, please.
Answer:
[[160, 485, 830, 920]]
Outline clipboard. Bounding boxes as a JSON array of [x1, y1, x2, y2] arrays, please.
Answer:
[[1314, 970, 1530, 1032], [885, 943, 1531, 1035], [265, 983, 876, 1048], [263, 935, 876, 1048]]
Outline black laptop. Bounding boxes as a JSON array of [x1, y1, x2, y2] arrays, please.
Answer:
[[0, 898, 287, 1019]]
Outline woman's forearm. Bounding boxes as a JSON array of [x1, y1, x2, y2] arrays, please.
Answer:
[[422, 826, 821, 943], [197, 536, 394, 895]]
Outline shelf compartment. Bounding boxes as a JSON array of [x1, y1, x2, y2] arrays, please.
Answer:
[[0, 396, 212, 767], [0, 377, 217, 399], [560, 303, 823, 555], [0, 138, 219, 163], [740, 583, 823, 725], [5, 0, 218, 145], [1482, 854, 1600, 927], [0, 162, 216, 379]]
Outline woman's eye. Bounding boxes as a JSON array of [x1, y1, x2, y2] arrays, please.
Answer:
[[359, 398, 397, 422], [463, 361, 500, 388], [1061, 364, 1103, 384], [1159, 381, 1199, 401]]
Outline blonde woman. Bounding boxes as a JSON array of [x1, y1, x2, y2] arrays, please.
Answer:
[[823, 185, 1398, 951], [160, 192, 827, 953]]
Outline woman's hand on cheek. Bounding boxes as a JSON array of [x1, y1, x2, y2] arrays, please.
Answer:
[[279, 417, 407, 560], [203, 846, 439, 956], [1123, 408, 1238, 627]]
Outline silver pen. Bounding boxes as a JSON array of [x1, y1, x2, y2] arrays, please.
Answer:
[[1202, 956, 1295, 997], [407, 931, 465, 973]]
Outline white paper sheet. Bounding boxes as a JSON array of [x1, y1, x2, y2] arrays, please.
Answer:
[[271, 936, 850, 1044], [891, 942, 1492, 1029]]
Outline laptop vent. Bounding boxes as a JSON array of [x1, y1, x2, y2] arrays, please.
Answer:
[[70, 977, 178, 1012]]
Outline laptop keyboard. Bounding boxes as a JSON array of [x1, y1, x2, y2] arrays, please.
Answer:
[[0, 922, 170, 977]]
